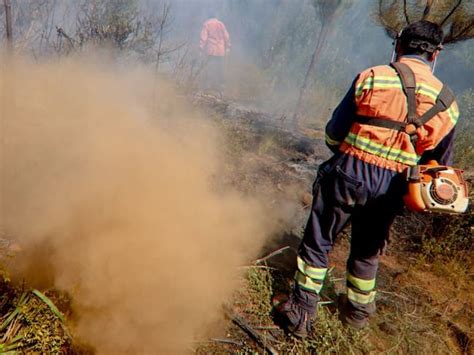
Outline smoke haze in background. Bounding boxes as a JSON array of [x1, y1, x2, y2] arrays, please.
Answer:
[[1, 0, 472, 118], [165, 0, 473, 116], [0, 55, 281, 353]]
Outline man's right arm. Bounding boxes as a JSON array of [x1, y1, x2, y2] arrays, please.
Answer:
[[325, 77, 359, 153]]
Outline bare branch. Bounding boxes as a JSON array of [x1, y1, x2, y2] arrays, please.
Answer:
[[377, 0, 474, 43], [451, 20, 474, 43], [224, 307, 279, 355], [423, 0, 433, 19], [3, 0, 13, 46], [403, 0, 410, 24], [440, 0, 463, 27], [155, 1, 171, 70], [255, 246, 291, 264], [56, 26, 75, 49]]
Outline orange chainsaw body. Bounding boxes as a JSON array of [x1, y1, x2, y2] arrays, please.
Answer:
[[404, 161, 469, 214]]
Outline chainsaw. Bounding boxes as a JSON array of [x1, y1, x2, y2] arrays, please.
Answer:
[[404, 161, 469, 214]]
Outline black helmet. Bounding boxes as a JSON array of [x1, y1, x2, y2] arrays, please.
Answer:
[[399, 20, 444, 54]]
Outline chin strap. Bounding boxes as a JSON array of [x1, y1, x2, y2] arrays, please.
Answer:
[[390, 32, 402, 63], [431, 55, 438, 73]]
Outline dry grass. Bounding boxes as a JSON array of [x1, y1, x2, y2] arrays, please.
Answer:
[[197, 264, 370, 354], [0, 270, 72, 353]]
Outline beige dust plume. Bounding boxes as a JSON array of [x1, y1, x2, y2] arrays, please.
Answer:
[[0, 55, 277, 353]]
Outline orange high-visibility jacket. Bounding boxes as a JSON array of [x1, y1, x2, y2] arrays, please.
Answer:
[[200, 18, 230, 57], [327, 57, 459, 172]]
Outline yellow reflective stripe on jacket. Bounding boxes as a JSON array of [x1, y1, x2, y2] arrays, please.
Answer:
[[447, 103, 459, 125], [356, 75, 441, 101], [417, 83, 439, 101], [355, 77, 373, 96], [297, 256, 327, 281], [356, 76, 400, 96], [347, 273, 375, 292], [356, 76, 401, 96], [325, 134, 341, 146], [347, 289, 376, 304], [295, 270, 323, 293], [345, 132, 419, 165]]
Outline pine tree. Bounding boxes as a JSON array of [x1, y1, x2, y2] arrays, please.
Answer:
[[377, 0, 474, 43]]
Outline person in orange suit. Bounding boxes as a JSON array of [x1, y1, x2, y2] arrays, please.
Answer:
[[199, 14, 230, 92]]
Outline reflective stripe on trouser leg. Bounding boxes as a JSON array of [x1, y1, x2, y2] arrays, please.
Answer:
[[347, 273, 376, 292], [294, 256, 327, 294], [347, 288, 376, 305], [346, 241, 380, 314], [347, 272, 376, 305]]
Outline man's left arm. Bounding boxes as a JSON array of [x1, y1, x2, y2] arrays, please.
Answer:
[[200, 23, 208, 51], [418, 98, 459, 166], [223, 25, 230, 52]]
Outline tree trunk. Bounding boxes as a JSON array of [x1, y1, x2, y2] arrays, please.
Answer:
[[3, 0, 12, 47], [292, 22, 331, 131]]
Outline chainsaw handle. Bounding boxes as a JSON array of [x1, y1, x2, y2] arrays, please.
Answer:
[[424, 166, 450, 173]]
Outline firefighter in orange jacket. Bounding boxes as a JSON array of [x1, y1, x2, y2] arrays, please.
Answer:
[[199, 14, 230, 91], [276, 21, 459, 337]]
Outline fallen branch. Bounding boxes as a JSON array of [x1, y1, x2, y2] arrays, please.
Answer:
[[378, 290, 410, 302], [254, 325, 280, 330], [239, 265, 278, 271], [224, 307, 279, 355], [255, 246, 290, 265], [210, 338, 244, 346]]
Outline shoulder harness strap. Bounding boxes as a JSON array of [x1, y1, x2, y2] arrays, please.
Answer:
[[417, 85, 455, 126], [391, 62, 417, 125], [355, 62, 455, 136]]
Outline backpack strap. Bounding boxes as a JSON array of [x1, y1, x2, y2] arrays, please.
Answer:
[[390, 62, 417, 126], [355, 63, 455, 137], [417, 85, 455, 125], [355, 116, 406, 130]]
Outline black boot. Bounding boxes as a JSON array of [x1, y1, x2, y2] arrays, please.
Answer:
[[338, 294, 372, 330], [274, 286, 319, 338]]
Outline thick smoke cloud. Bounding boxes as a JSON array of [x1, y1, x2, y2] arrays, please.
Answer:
[[0, 55, 278, 353]]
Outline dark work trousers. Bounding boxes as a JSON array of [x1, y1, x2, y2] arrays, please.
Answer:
[[294, 152, 405, 318]]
